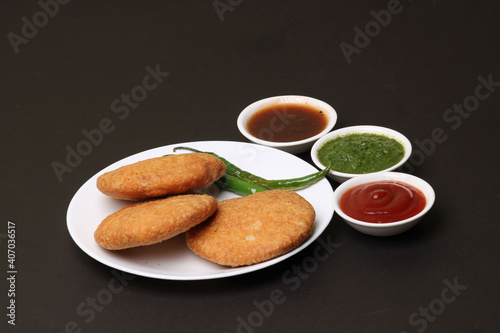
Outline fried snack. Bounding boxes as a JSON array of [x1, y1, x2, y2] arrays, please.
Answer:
[[94, 194, 218, 250], [186, 190, 315, 267], [96, 153, 226, 201]]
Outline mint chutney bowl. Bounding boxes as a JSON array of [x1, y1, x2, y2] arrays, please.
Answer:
[[310, 125, 412, 183]]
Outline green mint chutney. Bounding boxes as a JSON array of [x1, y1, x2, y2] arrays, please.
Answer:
[[317, 133, 405, 174]]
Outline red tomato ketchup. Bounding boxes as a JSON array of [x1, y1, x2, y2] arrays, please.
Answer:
[[339, 181, 426, 223]]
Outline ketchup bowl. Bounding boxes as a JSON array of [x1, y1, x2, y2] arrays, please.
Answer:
[[332, 172, 435, 237], [237, 95, 337, 154]]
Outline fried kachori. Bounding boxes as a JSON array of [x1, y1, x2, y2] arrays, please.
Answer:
[[185, 190, 315, 267], [94, 194, 218, 250], [96, 153, 225, 201]]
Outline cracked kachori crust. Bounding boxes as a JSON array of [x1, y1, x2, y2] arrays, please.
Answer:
[[96, 153, 226, 201], [185, 190, 315, 267], [94, 194, 218, 250]]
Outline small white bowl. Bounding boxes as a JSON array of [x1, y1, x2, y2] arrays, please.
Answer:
[[311, 125, 412, 183], [237, 95, 337, 154], [332, 172, 435, 237]]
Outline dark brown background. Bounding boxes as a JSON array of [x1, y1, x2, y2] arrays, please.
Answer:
[[1, 0, 499, 332]]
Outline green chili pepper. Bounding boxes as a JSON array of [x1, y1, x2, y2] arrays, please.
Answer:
[[173, 146, 332, 192], [173, 146, 269, 184], [260, 165, 332, 191], [216, 173, 268, 196]]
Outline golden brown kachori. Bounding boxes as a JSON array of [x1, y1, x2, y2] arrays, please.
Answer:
[[94, 194, 217, 250], [96, 153, 226, 201], [186, 190, 315, 267]]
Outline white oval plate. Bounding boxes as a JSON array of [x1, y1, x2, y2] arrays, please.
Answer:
[[67, 141, 335, 280]]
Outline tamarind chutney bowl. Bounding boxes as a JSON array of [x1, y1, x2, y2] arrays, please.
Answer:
[[237, 95, 337, 154]]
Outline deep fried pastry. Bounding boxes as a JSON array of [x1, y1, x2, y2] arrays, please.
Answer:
[[94, 194, 218, 250], [96, 153, 225, 201], [186, 190, 315, 267]]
